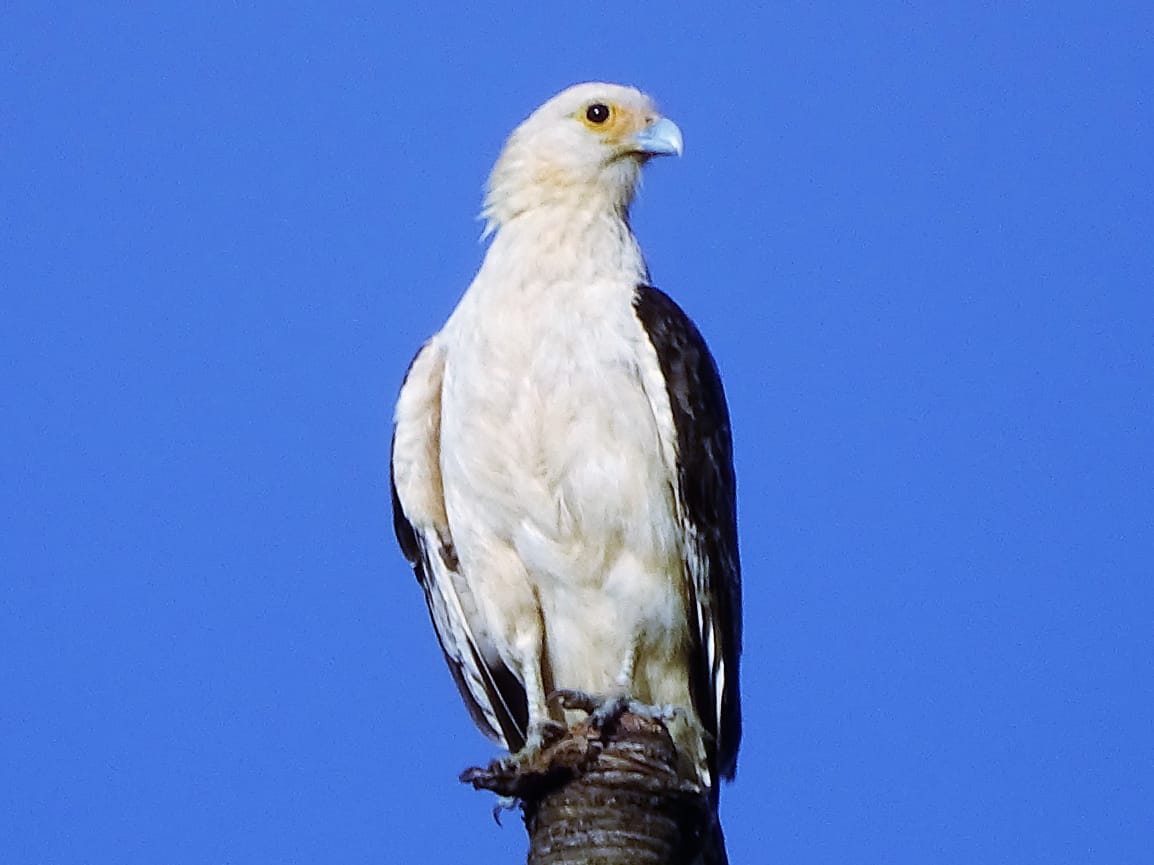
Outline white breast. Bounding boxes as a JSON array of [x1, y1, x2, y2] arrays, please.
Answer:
[[437, 264, 690, 702], [442, 273, 672, 550]]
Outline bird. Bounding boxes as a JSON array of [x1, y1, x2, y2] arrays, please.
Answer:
[[389, 82, 741, 791]]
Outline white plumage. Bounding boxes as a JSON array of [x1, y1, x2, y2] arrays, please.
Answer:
[[391, 82, 741, 788]]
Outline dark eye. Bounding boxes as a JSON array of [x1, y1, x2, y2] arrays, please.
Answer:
[[585, 103, 610, 124]]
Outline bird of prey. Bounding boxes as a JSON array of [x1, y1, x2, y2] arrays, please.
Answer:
[[390, 82, 741, 789]]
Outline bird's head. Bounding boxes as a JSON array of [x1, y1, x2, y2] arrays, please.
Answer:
[[482, 82, 682, 233]]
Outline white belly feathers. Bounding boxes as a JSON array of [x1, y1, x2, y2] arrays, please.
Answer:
[[436, 274, 690, 702]]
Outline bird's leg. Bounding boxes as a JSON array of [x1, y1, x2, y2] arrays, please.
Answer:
[[614, 640, 639, 693], [517, 632, 566, 754], [461, 641, 564, 798]]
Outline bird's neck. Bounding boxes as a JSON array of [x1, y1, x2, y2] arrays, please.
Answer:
[[482, 203, 648, 289]]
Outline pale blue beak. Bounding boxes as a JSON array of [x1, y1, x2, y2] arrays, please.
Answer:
[[633, 117, 684, 157]]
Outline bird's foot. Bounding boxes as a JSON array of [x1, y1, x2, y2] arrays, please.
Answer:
[[479, 718, 567, 777], [460, 717, 577, 799], [524, 718, 568, 752], [549, 687, 603, 715], [550, 689, 686, 735]]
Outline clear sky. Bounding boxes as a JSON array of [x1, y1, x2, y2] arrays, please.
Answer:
[[3, 3, 1152, 863]]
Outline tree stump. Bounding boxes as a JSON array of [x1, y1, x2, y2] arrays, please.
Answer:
[[461, 711, 728, 865]]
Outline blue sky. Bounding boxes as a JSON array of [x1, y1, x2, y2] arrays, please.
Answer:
[[3, 3, 1152, 863]]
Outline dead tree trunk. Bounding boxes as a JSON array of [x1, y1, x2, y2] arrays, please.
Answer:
[[462, 711, 728, 865]]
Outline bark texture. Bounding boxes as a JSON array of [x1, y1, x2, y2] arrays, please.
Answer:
[[462, 712, 728, 865]]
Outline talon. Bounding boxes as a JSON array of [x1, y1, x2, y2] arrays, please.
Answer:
[[491, 795, 517, 824], [548, 691, 688, 736], [539, 718, 568, 747], [589, 697, 690, 735], [654, 703, 690, 725], [525, 718, 567, 751], [551, 691, 638, 732], [549, 688, 602, 714]]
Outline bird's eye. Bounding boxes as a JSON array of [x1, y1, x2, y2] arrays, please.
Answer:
[[585, 103, 611, 125]]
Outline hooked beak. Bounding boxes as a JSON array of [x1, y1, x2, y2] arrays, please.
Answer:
[[633, 117, 684, 157]]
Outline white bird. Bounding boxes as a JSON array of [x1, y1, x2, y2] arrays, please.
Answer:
[[390, 82, 741, 789]]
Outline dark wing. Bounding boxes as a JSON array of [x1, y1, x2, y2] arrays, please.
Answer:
[[633, 284, 742, 781], [389, 340, 529, 751]]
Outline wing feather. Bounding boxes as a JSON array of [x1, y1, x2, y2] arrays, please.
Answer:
[[633, 285, 743, 781], [390, 340, 529, 751]]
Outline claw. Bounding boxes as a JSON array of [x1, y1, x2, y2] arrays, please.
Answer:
[[479, 718, 567, 779], [491, 795, 517, 824], [549, 688, 602, 714], [525, 717, 567, 750], [550, 690, 685, 734]]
